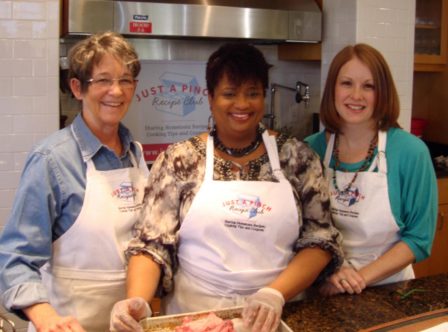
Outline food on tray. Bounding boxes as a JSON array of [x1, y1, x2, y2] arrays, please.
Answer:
[[174, 312, 235, 332], [140, 307, 289, 332]]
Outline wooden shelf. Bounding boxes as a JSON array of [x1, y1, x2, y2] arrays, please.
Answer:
[[414, 0, 448, 71], [277, 43, 321, 61], [416, 24, 441, 29]]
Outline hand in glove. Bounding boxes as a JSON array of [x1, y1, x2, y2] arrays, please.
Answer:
[[110, 297, 151, 332], [242, 287, 285, 332]]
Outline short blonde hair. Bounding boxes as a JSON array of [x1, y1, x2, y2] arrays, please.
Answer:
[[68, 31, 141, 93]]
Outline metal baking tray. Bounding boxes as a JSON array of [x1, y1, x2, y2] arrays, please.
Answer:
[[139, 306, 293, 332]]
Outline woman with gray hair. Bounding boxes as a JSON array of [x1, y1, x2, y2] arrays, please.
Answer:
[[0, 31, 147, 332]]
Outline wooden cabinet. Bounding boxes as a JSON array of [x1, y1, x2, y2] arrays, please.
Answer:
[[413, 68, 448, 145], [414, 0, 448, 72], [278, 43, 321, 61], [413, 178, 448, 277], [279, 0, 448, 69]]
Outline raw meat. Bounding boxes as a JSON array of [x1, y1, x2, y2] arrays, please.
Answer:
[[174, 312, 235, 332]]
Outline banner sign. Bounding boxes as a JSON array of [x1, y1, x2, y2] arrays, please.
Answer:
[[124, 61, 209, 162]]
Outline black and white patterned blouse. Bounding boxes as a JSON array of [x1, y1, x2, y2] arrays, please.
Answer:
[[126, 133, 344, 294]]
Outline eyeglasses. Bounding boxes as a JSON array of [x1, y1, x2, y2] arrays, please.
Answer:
[[86, 77, 138, 90]]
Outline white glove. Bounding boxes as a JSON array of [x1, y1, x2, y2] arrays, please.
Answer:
[[110, 297, 151, 332], [242, 287, 285, 332]]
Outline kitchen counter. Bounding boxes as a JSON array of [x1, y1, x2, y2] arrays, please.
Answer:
[[282, 273, 448, 331]]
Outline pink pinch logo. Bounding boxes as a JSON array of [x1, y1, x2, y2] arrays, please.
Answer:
[[111, 182, 138, 201], [333, 186, 364, 207], [222, 195, 272, 219]]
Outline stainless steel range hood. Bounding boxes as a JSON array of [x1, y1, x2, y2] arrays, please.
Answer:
[[61, 0, 322, 43]]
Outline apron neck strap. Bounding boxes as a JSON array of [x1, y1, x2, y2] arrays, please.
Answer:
[[205, 129, 285, 181], [375, 130, 387, 173], [324, 130, 388, 173], [70, 121, 141, 170], [262, 131, 285, 180], [323, 134, 335, 167], [205, 135, 215, 180]]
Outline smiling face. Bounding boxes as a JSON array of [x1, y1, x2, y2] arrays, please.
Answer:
[[335, 56, 377, 130], [209, 74, 265, 147], [70, 53, 136, 135]]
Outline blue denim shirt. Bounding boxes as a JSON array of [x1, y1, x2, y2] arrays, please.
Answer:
[[0, 113, 144, 315]]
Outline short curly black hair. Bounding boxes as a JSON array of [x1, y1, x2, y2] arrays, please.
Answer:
[[206, 43, 272, 97]]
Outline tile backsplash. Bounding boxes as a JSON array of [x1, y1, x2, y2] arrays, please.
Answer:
[[0, 1, 59, 329], [0, 0, 59, 227], [322, 0, 416, 131]]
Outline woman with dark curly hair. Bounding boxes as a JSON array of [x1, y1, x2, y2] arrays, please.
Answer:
[[111, 43, 343, 332]]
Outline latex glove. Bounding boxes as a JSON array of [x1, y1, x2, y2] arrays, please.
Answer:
[[110, 297, 151, 332], [242, 287, 285, 332]]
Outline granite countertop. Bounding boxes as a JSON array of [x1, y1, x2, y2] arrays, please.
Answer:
[[282, 274, 448, 331]]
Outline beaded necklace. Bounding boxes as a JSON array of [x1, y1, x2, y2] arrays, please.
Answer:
[[332, 134, 378, 194], [211, 125, 265, 157]]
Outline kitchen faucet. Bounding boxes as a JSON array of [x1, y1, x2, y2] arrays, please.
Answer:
[[295, 81, 310, 105], [265, 81, 310, 129]]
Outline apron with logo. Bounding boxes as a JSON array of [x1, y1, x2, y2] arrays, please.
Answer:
[[324, 131, 414, 286], [163, 131, 299, 314], [29, 138, 149, 332]]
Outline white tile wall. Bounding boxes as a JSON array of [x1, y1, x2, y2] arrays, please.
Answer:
[[322, 0, 415, 131], [0, 0, 59, 329], [0, 2, 12, 20]]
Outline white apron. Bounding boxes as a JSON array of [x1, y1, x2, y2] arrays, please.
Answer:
[[164, 131, 299, 314], [324, 130, 414, 286], [30, 139, 149, 332]]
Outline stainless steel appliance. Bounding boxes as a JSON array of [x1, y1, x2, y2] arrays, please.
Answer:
[[61, 0, 322, 43]]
